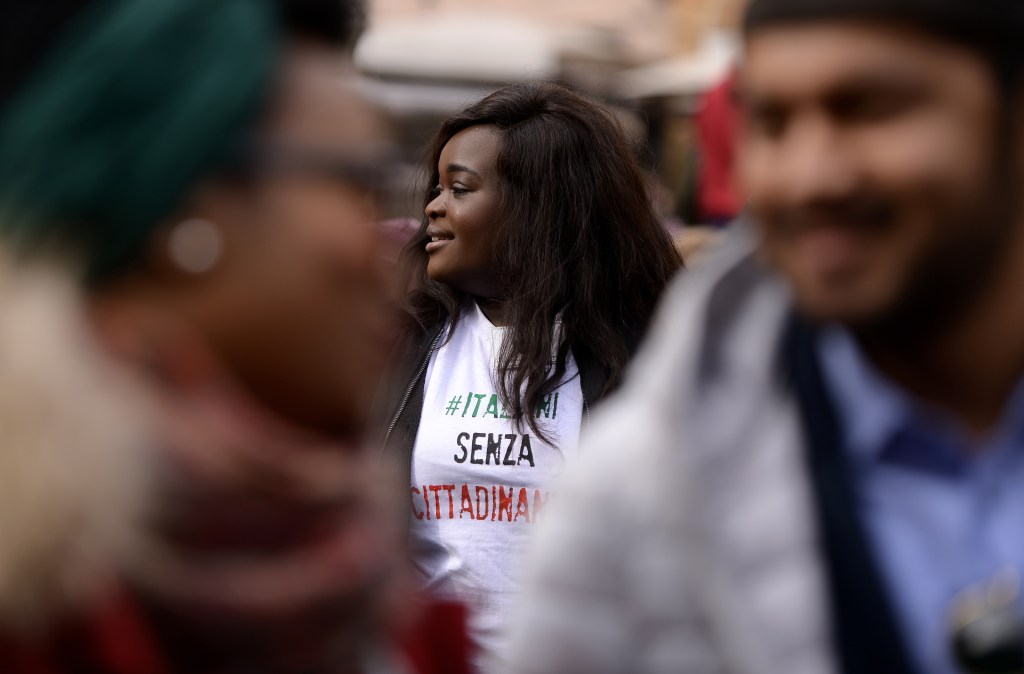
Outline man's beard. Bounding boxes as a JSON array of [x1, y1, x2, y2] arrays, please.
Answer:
[[851, 141, 1023, 353]]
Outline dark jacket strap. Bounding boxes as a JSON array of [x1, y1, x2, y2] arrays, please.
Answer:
[[576, 345, 607, 412], [782, 314, 918, 674], [378, 321, 445, 494], [575, 320, 643, 410]]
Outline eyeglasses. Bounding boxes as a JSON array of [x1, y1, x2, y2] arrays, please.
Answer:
[[223, 137, 407, 204], [950, 570, 1024, 673]]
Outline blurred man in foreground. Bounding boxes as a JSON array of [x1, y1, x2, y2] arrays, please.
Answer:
[[510, 1, 1024, 673]]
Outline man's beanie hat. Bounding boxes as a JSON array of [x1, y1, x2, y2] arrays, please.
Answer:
[[743, 0, 1024, 70]]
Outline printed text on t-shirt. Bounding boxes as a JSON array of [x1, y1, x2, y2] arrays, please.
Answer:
[[442, 391, 561, 419]]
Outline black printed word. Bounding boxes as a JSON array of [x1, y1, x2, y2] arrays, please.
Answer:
[[453, 432, 535, 467]]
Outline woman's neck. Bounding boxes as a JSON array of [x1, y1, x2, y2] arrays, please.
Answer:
[[475, 297, 511, 327]]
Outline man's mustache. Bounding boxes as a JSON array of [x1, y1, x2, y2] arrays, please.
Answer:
[[768, 196, 900, 235]]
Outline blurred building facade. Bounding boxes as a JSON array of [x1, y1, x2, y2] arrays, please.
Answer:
[[368, 0, 673, 64], [356, 0, 745, 222], [363, 0, 744, 66]]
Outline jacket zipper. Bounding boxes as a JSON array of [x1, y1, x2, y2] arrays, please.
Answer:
[[381, 330, 443, 455]]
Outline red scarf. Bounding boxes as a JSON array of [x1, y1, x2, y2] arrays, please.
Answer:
[[0, 313, 469, 674]]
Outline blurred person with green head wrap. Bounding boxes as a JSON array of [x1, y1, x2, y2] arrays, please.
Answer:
[[0, 1, 471, 673]]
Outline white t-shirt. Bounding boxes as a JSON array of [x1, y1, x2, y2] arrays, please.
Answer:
[[408, 301, 583, 673]]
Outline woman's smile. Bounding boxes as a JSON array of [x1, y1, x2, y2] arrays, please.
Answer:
[[425, 226, 454, 253]]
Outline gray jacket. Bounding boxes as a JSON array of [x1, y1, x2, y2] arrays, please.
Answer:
[[506, 227, 839, 674]]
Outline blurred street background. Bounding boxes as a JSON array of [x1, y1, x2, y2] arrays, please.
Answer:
[[354, 0, 744, 223]]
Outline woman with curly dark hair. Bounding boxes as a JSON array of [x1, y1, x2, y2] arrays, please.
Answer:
[[379, 81, 682, 672]]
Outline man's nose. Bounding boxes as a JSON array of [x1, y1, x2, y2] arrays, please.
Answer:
[[774, 115, 860, 206]]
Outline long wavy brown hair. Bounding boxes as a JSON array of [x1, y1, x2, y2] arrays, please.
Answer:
[[400, 81, 682, 442]]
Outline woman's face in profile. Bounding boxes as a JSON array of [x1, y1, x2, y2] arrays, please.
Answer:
[[423, 125, 503, 299]]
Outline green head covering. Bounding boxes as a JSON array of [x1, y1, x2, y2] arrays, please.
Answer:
[[0, 0, 279, 281]]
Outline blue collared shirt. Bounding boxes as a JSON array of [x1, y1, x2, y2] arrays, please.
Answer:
[[818, 327, 1024, 674]]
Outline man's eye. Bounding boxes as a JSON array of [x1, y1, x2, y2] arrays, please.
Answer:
[[836, 96, 908, 122], [753, 112, 787, 138]]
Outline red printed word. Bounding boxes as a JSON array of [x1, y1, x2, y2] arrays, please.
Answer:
[[410, 483, 551, 525]]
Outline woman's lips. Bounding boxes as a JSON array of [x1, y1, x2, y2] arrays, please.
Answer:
[[425, 230, 453, 253]]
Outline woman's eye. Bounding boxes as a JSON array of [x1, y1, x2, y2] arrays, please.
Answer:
[[451, 185, 469, 196], [429, 185, 442, 198]]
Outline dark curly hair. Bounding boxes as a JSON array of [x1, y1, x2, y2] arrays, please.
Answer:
[[400, 81, 682, 443]]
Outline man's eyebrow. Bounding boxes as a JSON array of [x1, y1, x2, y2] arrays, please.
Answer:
[[734, 69, 933, 109], [825, 70, 933, 96], [445, 163, 480, 178]]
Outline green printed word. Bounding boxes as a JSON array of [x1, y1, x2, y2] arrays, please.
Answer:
[[443, 391, 560, 419], [444, 393, 509, 419]]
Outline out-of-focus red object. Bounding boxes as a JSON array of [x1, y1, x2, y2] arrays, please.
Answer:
[[0, 589, 166, 674], [697, 70, 741, 225], [0, 591, 473, 674], [376, 217, 421, 265], [402, 599, 472, 674]]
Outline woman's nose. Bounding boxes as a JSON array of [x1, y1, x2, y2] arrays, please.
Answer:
[[425, 192, 445, 220]]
